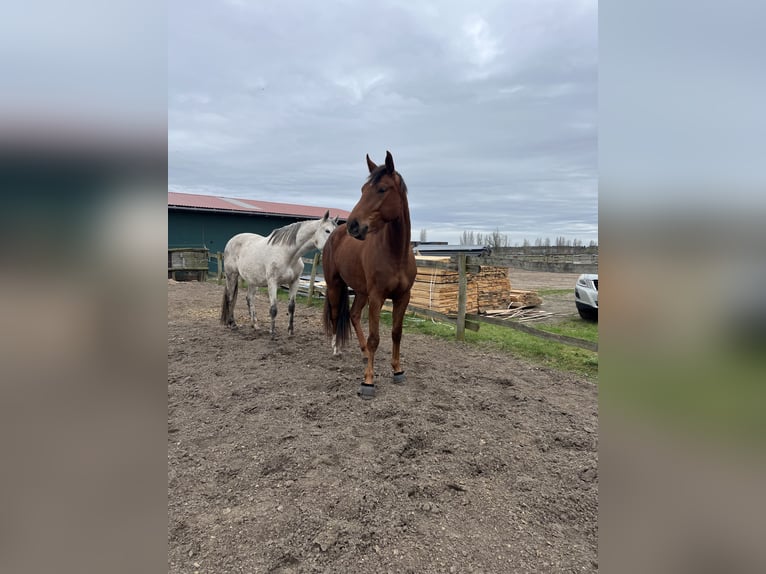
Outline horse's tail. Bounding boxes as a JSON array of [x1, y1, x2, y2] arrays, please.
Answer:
[[324, 281, 351, 347], [220, 277, 238, 324]]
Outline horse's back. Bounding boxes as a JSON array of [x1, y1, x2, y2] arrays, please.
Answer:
[[226, 232, 305, 287], [224, 233, 265, 271], [224, 233, 262, 256]]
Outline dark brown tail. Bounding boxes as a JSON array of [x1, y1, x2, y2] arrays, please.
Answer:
[[220, 279, 238, 324], [323, 282, 351, 347]]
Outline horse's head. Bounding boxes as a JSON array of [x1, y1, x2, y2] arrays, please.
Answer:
[[347, 151, 407, 241], [312, 210, 339, 250]]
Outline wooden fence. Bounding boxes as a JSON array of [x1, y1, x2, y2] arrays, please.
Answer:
[[397, 254, 597, 352], [212, 251, 597, 352]]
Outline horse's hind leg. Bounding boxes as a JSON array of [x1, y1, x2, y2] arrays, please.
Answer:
[[327, 284, 342, 355], [286, 278, 300, 336], [246, 282, 258, 329], [223, 271, 240, 328], [349, 292, 369, 361]]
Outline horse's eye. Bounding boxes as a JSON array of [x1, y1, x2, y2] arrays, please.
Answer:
[[378, 187, 386, 194]]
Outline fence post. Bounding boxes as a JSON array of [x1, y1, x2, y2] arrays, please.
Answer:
[[216, 252, 223, 282], [307, 252, 321, 304], [456, 252, 467, 341]]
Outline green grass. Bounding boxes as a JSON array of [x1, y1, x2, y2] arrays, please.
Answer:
[[381, 310, 598, 380], [536, 317, 599, 343]]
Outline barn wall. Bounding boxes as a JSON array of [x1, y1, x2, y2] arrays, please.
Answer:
[[168, 210, 302, 253], [168, 209, 323, 276]]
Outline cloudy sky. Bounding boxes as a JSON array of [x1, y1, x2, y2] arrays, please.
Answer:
[[169, 0, 597, 245]]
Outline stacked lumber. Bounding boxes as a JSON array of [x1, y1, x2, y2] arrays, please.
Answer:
[[410, 256, 513, 315], [475, 265, 511, 312], [410, 257, 474, 314], [507, 289, 543, 308]]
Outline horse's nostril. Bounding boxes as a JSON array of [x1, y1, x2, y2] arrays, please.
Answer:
[[348, 220, 359, 235]]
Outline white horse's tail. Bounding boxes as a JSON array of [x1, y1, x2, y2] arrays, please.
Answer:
[[220, 279, 238, 325]]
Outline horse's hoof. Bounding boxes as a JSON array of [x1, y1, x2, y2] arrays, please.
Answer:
[[357, 383, 376, 400], [392, 371, 406, 384]]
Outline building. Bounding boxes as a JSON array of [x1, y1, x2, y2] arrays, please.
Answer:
[[168, 191, 351, 275], [412, 243, 491, 257]]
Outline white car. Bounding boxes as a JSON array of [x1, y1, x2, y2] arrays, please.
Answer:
[[575, 273, 598, 321]]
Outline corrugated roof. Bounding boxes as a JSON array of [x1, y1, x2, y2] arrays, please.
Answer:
[[413, 244, 490, 255], [168, 191, 350, 219]]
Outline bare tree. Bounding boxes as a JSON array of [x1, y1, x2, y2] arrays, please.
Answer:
[[487, 229, 510, 249], [461, 229, 514, 248], [419, 228, 428, 242]]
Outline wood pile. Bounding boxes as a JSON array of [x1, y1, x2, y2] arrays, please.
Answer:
[[507, 289, 543, 308], [475, 266, 512, 311], [483, 307, 556, 322], [410, 257, 475, 314], [409, 256, 519, 315]]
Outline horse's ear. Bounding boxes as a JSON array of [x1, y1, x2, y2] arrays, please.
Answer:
[[332, 216, 339, 224], [366, 154, 377, 173], [384, 150, 395, 174], [322, 210, 329, 221]]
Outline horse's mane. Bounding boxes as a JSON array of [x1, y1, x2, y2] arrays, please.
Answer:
[[267, 220, 304, 246], [367, 165, 408, 194]]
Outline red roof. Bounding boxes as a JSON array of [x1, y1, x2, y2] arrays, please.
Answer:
[[168, 191, 350, 219]]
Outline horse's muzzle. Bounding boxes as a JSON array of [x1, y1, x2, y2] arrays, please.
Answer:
[[347, 219, 368, 240]]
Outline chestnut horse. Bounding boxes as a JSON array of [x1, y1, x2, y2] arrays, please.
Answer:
[[322, 151, 417, 399]]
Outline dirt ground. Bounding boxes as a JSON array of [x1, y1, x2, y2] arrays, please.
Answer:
[[508, 269, 583, 292], [168, 273, 598, 573]]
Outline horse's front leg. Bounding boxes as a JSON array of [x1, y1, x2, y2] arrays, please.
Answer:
[[286, 278, 300, 336], [246, 283, 258, 329], [390, 291, 411, 384], [358, 296, 382, 399], [266, 279, 279, 339]]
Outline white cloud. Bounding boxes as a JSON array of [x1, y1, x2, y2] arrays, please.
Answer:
[[462, 16, 501, 69]]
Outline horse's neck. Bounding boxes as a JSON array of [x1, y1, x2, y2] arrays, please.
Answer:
[[383, 203, 412, 262], [292, 223, 319, 258]]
